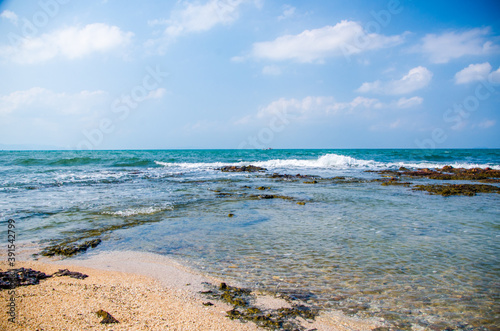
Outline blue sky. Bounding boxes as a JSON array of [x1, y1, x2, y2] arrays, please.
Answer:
[[0, 0, 499, 149]]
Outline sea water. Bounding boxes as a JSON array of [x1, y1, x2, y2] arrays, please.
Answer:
[[0, 149, 499, 329]]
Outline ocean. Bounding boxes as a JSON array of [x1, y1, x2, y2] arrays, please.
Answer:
[[1, 149, 499, 330]]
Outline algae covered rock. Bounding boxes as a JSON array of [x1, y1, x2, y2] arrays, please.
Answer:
[[413, 183, 500, 196], [201, 282, 318, 330], [40, 238, 102, 257]]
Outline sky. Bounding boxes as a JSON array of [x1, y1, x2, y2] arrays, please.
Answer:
[[0, 0, 499, 150]]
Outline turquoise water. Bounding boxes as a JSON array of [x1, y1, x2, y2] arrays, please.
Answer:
[[1, 149, 499, 329]]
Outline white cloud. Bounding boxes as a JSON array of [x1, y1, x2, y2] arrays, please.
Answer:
[[0, 10, 18, 25], [256, 95, 383, 121], [146, 0, 258, 54], [477, 119, 495, 129], [491, 67, 500, 83], [249, 20, 405, 63], [415, 28, 498, 63], [329, 96, 384, 113], [230, 55, 246, 62], [396, 96, 423, 108], [262, 65, 282, 75], [0, 23, 133, 64], [278, 5, 295, 21], [455, 62, 492, 84], [0, 87, 108, 115], [145, 88, 167, 100], [357, 66, 432, 95]]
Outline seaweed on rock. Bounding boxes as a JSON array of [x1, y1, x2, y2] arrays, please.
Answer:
[[201, 282, 318, 330], [40, 238, 102, 257], [413, 183, 500, 196]]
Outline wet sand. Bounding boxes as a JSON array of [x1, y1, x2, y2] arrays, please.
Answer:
[[0, 251, 382, 330]]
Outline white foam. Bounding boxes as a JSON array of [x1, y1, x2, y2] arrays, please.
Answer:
[[154, 154, 500, 172], [102, 205, 173, 217]]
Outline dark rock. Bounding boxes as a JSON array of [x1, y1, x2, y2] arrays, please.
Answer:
[[218, 165, 267, 172], [96, 309, 119, 324], [0, 268, 50, 289], [52, 269, 88, 280]]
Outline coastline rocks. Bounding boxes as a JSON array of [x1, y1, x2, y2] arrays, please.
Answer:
[[375, 166, 500, 182], [0, 268, 50, 289], [219, 165, 267, 173]]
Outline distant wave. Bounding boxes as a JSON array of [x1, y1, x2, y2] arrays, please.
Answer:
[[155, 153, 500, 171], [50, 157, 101, 166], [111, 158, 156, 167]]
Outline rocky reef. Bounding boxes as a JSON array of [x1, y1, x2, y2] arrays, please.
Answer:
[[413, 183, 500, 196], [373, 166, 500, 182]]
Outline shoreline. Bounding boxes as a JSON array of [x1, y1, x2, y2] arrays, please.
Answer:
[[1, 251, 383, 330]]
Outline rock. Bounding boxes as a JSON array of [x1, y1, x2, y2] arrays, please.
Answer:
[[218, 165, 267, 172], [40, 238, 102, 257], [52, 269, 88, 280], [96, 309, 119, 324], [413, 183, 500, 196], [0, 268, 51, 289]]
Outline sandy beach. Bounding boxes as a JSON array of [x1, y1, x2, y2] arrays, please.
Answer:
[[0, 251, 382, 331]]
